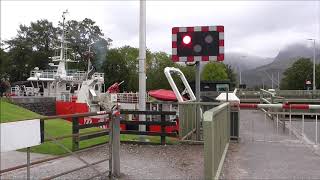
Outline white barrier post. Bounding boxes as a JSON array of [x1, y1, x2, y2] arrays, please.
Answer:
[[316, 115, 318, 145]]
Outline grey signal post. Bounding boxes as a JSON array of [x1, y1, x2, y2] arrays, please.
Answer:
[[195, 62, 201, 141], [172, 26, 224, 141]]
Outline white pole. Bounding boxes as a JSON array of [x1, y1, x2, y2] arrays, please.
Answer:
[[138, 0, 146, 132], [308, 39, 316, 90], [271, 73, 274, 89], [313, 39, 316, 90], [277, 72, 280, 89]]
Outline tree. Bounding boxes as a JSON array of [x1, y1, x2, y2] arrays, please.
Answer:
[[280, 58, 313, 90], [0, 49, 10, 80], [102, 48, 130, 91], [147, 51, 176, 90], [4, 20, 59, 82], [224, 64, 237, 89], [316, 64, 320, 89], [6, 20, 58, 71], [63, 18, 112, 70], [3, 18, 111, 83], [201, 62, 228, 81]]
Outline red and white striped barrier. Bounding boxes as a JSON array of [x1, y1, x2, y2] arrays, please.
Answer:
[[236, 103, 320, 110]]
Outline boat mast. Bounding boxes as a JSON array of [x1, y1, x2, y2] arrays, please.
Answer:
[[56, 10, 68, 79]]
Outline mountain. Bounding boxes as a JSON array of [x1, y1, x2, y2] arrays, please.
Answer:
[[224, 52, 273, 71], [242, 43, 320, 88]]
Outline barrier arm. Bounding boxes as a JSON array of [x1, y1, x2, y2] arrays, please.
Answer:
[[164, 67, 196, 103]]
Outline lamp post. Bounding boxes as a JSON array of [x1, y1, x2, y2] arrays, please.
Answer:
[[239, 56, 246, 86], [307, 38, 316, 90]]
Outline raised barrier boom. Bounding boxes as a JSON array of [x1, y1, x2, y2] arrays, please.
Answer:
[[237, 103, 320, 110]]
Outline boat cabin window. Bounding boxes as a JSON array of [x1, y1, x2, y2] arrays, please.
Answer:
[[73, 84, 79, 90], [32, 81, 38, 88], [66, 83, 71, 91]]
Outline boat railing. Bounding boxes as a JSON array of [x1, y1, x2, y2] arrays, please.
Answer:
[[69, 71, 87, 81], [29, 70, 102, 81], [10, 86, 40, 96], [116, 93, 150, 103], [117, 93, 139, 103], [30, 70, 56, 79], [92, 73, 104, 79]]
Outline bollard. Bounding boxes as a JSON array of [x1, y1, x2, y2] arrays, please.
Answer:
[[316, 115, 318, 145]]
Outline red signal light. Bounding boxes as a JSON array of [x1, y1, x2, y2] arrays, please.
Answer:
[[182, 35, 191, 45]]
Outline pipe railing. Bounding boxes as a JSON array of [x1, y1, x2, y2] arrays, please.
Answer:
[[1, 110, 121, 179], [203, 102, 230, 179]]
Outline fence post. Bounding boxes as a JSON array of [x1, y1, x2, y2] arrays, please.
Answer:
[[27, 147, 30, 180], [40, 120, 45, 143], [72, 117, 79, 151], [108, 114, 113, 178], [203, 111, 214, 179], [111, 115, 120, 177], [160, 114, 166, 145]]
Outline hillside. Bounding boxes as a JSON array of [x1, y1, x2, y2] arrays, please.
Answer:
[[242, 43, 320, 88], [224, 52, 273, 71]]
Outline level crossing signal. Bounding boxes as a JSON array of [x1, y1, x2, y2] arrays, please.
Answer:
[[172, 26, 224, 62]]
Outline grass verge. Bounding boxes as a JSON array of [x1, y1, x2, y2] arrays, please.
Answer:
[[1, 99, 178, 155]]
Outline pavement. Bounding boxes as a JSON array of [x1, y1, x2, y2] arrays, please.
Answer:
[[1, 151, 53, 170], [221, 110, 320, 179], [1, 144, 203, 179]]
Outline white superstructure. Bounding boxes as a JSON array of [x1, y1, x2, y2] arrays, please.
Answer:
[[10, 11, 105, 112]]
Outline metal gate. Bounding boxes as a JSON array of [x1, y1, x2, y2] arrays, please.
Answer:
[[240, 109, 319, 147], [0, 111, 121, 179]]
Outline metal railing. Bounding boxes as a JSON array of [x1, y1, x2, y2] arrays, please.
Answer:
[[0, 110, 121, 179], [276, 90, 320, 98], [203, 102, 230, 180], [117, 93, 139, 103], [258, 108, 319, 146], [178, 102, 220, 141], [29, 70, 104, 81], [236, 90, 320, 99]]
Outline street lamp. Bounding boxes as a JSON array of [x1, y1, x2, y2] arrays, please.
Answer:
[[307, 38, 316, 90], [239, 56, 246, 86]]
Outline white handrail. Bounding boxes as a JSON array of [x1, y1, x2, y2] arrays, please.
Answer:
[[164, 67, 196, 103]]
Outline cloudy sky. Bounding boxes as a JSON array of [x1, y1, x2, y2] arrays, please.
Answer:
[[1, 1, 319, 58]]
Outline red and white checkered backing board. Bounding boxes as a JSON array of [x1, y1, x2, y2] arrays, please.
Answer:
[[172, 26, 224, 62]]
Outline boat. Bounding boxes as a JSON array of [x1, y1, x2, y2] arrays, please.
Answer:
[[9, 11, 180, 133]]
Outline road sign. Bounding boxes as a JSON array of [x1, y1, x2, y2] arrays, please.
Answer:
[[172, 26, 224, 62], [1, 119, 41, 152]]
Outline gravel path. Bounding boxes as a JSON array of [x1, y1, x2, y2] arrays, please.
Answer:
[[1, 144, 203, 179]]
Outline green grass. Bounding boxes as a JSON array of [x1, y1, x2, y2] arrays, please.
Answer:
[[0, 99, 40, 123], [1, 99, 178, 155]]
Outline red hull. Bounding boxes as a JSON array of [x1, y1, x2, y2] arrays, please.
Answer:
[[55, 101, 178, 133]]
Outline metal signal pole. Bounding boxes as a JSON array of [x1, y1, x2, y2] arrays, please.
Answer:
[[195, 61, 201, 141], [138, 0, 147, 132]]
